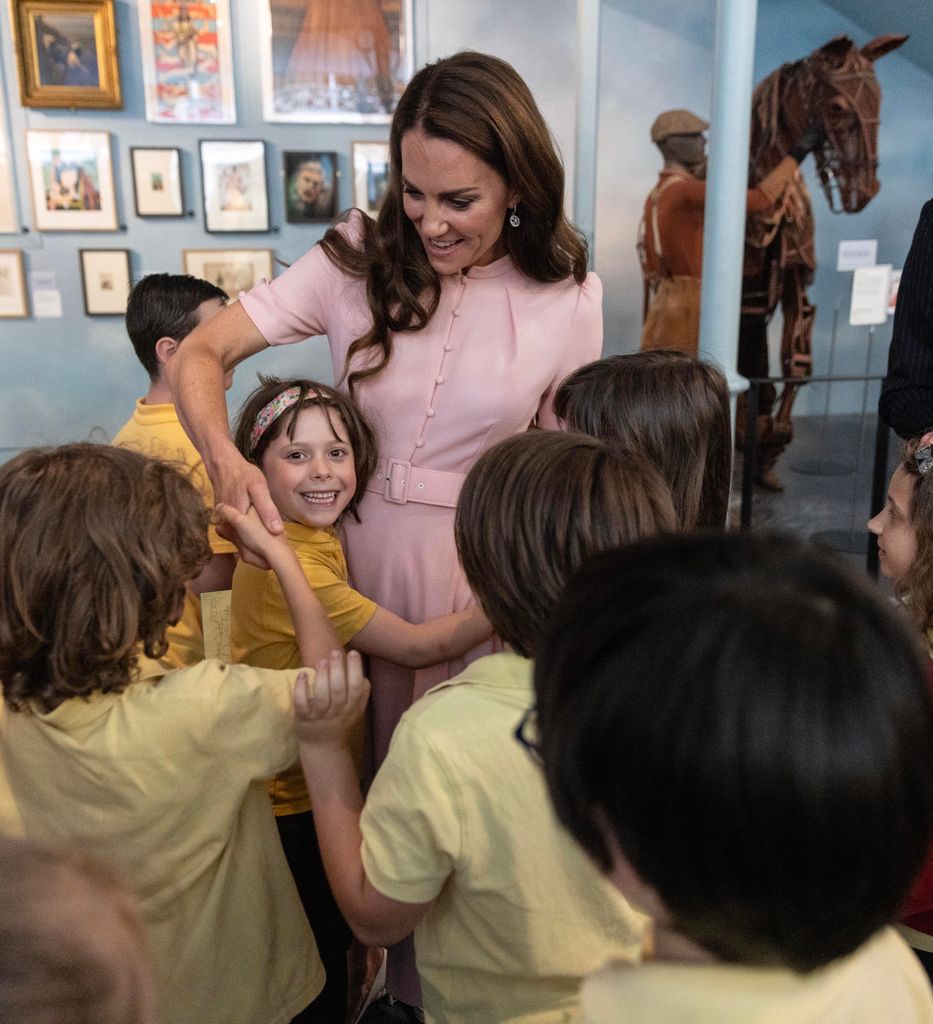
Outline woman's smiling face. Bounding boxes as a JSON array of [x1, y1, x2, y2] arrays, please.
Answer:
[[400, 128, 518, 276]]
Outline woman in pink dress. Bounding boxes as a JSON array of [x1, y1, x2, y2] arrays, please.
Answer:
[[170, 50, 601, 1014]]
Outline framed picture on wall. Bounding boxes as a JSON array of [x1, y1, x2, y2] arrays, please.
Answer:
[[259, 0, 413, 123], [351, 141, 389, 217], [9, 0, 122, 109], [183, 248, 273, 298], [283, 151, 338, 223], [80, 248, 131, 315], [138, 1, 237, 124], [131, 147, 184, 217], [0, 90, 18, 233], [0, 250, 29, 318], [26, 130, 117, 231], [199, 140, 269, 233]]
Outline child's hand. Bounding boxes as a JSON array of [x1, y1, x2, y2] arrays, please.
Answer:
[[294, 650, 370, 749], [213, 503, 288, 570]]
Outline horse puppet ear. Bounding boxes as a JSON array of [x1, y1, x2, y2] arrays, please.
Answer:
[[813, 35, 854, 64], [861, 34, 909, 62]]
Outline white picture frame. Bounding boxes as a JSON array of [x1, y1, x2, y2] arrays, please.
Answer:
[[352, 141, 390, 217], [138, 0, 237, 124], [199, 139, 269, 233], [26, 129, 117, 231], [183, 248, 273, 299], [80, 248, 131, 315], [131, 147, 184, 217], [0, 250, 28, 317]]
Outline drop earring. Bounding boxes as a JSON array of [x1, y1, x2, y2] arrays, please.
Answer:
[[509, 206, 521, 228]]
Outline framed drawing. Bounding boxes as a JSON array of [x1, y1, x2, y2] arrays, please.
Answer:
[[351, 141, 389, 217], [80, 248, 131, 315], [138, 1, 236, 124], [0, 91, 18, 233], [199, 140, 269, 233], [26, 130, 117, 231], [0, 251, 29, 318], [9, 0, 122, 109], [183, 248, 273, 298], [131, 147, 184, 217], [284, 151, 338, 223], [259, 0, 413, 123]]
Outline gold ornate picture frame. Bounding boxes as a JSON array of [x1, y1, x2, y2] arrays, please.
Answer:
[[9, 0, 122, 109]]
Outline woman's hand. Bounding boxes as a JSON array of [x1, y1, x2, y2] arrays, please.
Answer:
[[294, 650, 370, 751], [211, 450, 284, 533], [213, 503, 289, 570]]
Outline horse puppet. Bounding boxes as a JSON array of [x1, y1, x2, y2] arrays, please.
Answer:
[[740, 33, 907, 483]]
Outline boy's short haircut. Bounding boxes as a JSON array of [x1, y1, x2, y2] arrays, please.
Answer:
[[125, 273, 227, 378], [0, 835, 155, 1024], [534, 532, 933, 972], [0, 444, 211, 712], [232, 375, 379, 522], [454, 431, 676, 657], [553, 351, 731, 529]]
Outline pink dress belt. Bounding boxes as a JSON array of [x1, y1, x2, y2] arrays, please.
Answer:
[[366, 458, 465, 508]]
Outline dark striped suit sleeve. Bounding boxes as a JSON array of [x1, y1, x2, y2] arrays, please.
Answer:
[[879, 199, 933, 438]]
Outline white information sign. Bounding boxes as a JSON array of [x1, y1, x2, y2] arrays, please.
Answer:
[[837, 239, 878, 272], [849, 264, 892, 326], [888, 268, 902, 315]]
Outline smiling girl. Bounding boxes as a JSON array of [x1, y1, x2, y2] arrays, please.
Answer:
[[229, 375, 491, 1022]]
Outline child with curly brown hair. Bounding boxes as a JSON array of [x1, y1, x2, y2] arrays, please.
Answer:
[[0, 443, 341, 1024]]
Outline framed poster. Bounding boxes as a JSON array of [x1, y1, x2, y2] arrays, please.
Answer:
[[138, 1, 236, 124], [0, 251, 29, 318], [0, 91, 18, 233], [131, 147, 184, 216], [26, 130, 117, 231], [259, 0, 413, 123], [283, 151, 338, 223], [199, 140, 269, 233], [80, 248, 131, 315], [351, 141, 389, 217], [183, 248, 273, 298], [9, 0, 122, 109]]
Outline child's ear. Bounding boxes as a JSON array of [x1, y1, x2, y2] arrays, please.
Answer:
[[154, 336, 179, 367]]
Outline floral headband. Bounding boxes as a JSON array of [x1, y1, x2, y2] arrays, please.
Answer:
[[248, 386, 302, 456], [916, 444, 933, 476]]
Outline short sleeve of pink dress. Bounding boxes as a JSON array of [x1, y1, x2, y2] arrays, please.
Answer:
[[241, 213, 602, 764]]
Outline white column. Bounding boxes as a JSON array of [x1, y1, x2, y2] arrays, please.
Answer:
[[574, 0, 601, 267]]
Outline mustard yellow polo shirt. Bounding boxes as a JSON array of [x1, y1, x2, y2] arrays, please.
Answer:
[[581, 927, 933, 1023], [113, 400, 235, 668], [360, 652, 647, 1024], [0, 655, 324, 1024], [231, 521, 376, 814]]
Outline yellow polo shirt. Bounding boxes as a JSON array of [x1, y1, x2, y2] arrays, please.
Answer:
[[113, 400, 235, 668], [581, 927, 933, 1023], [0, 655, 324, 1024], [360, 652, 647, 1024], [231, 521, 377, 815]]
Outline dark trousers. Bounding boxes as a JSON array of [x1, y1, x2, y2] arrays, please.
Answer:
[[279, 811, 353, 1024]]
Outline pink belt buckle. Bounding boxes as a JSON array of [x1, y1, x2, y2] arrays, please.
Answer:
[[384, 459, 412, 504]]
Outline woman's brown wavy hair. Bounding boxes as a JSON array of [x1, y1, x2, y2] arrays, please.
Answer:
[[0, 444, 211, 712], [897, 437, 933, 633], [321, 50, 589, 393]]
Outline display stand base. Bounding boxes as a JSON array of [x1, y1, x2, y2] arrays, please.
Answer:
[[791, 458, 855, 477], [812, 529, 869, 554]]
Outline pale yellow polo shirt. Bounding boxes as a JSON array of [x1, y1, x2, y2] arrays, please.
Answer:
[[0, 655, 324, 1024], [231, 521, 376, 814], [360, 651, 647, 1024], [581, 927, 933, 1023], [113, 400, 236, 669]]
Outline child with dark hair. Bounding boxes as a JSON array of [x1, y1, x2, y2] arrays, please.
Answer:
[[230, 375, 492, 1022], [290, 431, 676, 1023], [0, 835, 156, 1024], [113, 272, 233, 668], [0, 443, 342, 1024], [554, 350, 731, 529], [533, 532, 933, 1022]]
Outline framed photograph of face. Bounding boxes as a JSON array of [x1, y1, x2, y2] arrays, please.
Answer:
[[26, 130, 117, 231], [200, 140, 269, 233], [131, 147, 184, 217], [80, 249, 131, 315], [183, 248, 273, 299], [138, 1, 237, 124], [259, 0, 413, 123], [284, 151, 338, 223], [352, 142, 390, 218], [9, 0, 122, 109], [0, 92, 18, 233], [0, 251, 29, 318]]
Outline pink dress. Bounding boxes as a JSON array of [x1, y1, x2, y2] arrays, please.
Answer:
[[240, 215, 602, 765]]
